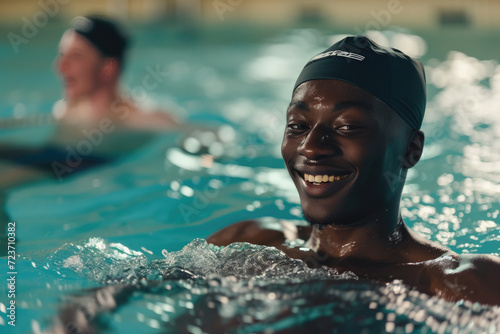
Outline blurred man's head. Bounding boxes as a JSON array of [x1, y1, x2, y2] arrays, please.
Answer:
[[57, 15, 129, 101], [282, 36, 426, 227]]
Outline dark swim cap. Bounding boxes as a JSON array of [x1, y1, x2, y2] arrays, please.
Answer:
[[294, 35, 426, 130], [71, 15, 129, 63]]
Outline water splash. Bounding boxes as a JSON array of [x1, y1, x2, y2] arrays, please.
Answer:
[[161, 238, 356, 280], [41, 238, 500, 334], [38, 237, 161, 284]]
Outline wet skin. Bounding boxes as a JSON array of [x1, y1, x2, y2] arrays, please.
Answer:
[[209, 80, 500, 306]]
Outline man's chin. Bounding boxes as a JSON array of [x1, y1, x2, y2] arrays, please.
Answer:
[[302, 208, 352, 229], [64, 90, 76, 100], [303, 211, 333, 229]]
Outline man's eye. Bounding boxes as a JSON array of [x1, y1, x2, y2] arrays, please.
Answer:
[[287, 123, 308, 131], [337, 125, 360, 131], [67, 52, 82, 59]]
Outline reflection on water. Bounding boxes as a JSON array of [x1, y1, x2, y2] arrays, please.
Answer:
[[404, 48, 500, 254]]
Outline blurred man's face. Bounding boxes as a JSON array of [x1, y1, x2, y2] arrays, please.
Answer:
[[281, 79, 410, 227], [57, 30, 107, 101]]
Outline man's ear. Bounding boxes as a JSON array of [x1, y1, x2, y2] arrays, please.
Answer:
[[403, 130, 424, 168], [102, 58, 119, 81]]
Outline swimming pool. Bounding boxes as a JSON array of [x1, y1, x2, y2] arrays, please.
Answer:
[[1, 24, 500, 333]]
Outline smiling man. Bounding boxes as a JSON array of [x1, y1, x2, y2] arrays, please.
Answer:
[[208, 36, 500, 306]]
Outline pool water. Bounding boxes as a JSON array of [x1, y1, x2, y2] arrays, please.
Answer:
[[1, 24, 500, 333]]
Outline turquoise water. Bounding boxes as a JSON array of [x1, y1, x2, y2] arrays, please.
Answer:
[[1, 24, 500, 333]]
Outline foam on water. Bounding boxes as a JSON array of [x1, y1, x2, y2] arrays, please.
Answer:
[[37, 237, 160, 284], [161, 238, 357, 280], [41, 238, 500, 334], [39, 237, 355, 284]]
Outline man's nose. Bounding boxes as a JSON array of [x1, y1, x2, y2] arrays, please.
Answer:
[[298, 126, 339, 160]]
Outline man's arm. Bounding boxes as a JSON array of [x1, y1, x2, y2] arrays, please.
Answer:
[[207, 217, 312, 248], [207, 219, 287, 247]]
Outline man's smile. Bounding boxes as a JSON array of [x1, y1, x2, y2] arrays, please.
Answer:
[[294, 168, 353, 198], [302, 172, 351, 184]]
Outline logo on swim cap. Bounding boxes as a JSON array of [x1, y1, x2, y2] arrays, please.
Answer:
[[72, 16, 94, 33], [309, 50, 365, 63]]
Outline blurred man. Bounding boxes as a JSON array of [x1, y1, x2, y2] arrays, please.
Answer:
[[54, 15, 177, 129], [0, 16, 178, 254], [208, 36, 500, 306]]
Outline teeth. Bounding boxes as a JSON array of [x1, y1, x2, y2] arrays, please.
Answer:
[[303, 173, 349, 184]]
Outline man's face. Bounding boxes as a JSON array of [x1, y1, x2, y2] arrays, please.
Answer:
[[57, 30, 106, 101], [281, 79, 409, 226]]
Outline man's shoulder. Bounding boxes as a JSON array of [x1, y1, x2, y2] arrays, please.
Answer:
[[207, 217, 311, 248], [126, 108, 178, 130], [452, 253, 500, 281], [455, 253, 500, 280], [431, 253, 500, 305], [52, 99, 70, 122]]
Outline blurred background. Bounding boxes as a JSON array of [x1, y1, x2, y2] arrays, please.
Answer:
[[1, 0, 500, 114], [1, 0, 500, 26], [1, 0, 500, 120]]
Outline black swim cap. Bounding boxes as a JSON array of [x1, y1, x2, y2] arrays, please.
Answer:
[[294, 35, 426, 130], [71, 15, 129, 64]]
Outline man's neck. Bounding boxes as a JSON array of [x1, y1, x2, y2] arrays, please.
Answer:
[[304, 204, 408, 263], [64, 84, 126, 124]]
